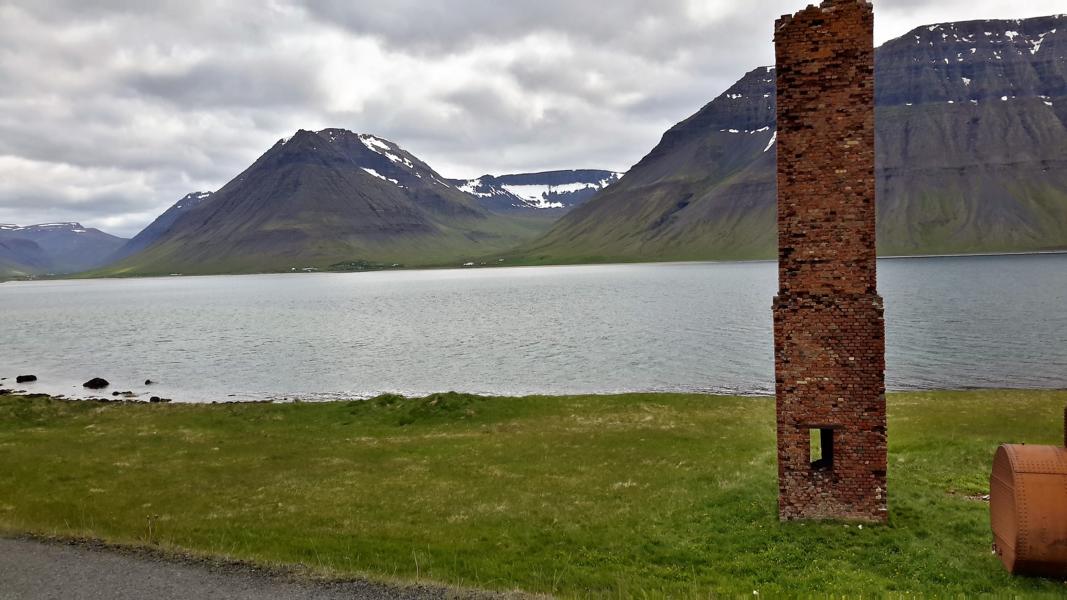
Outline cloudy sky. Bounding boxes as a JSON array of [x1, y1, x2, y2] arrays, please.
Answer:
[[1, 1, 1062, 236]]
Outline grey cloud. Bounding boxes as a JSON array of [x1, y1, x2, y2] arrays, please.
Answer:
[[0, 190, 145, 217], [124, 58, 323, 109], [0, 0, 1062, 236], [302, 0, 680, 52], [0, 162, 160, 232]]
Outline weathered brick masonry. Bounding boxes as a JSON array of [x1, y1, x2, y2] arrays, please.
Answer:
[[773, 0, 887, 522]]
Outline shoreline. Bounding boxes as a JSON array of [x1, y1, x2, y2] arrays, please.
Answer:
[[4, 248, 1066, 284], [5, 384, 1067, 405]]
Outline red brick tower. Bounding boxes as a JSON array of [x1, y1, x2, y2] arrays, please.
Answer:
[[773, 0, 887, 522]]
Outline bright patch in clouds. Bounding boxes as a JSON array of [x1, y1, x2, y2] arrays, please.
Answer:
[[0, 0, 1062, 235]]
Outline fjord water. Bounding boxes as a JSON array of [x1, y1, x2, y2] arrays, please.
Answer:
[[1, 254, 1064, 403]]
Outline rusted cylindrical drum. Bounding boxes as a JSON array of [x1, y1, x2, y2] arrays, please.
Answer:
[[990, 443, 1067, 577]]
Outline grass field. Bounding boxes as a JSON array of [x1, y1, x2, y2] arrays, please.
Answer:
[[1, 390, 1065, 597]]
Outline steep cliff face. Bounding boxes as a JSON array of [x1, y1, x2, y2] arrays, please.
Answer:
[[523, 15, 1067, 262], [875, 17, 1067, 255], [523, 67, 778, 262]]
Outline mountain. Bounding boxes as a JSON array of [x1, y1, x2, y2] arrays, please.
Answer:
[[0, 223, 127, 276], [521, 15, 1067, 263], [109, 191, 213, 262], [0, 237, 49, 276], [104, 129, 556, 275], [451, 170, 624, 212]]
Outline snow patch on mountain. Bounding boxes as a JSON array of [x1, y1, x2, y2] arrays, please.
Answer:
[[358, 134, 390, 153], [458, 178, 493, 197], [358, 134, 415, 169], [1032, 30, 1057, 54], [764, 131, 778, 153], [175, 191, 213, 210], [362, 168, 402, 186], [454, 171, 624, 210], [3, 222, 89, 233], [501, 176, 622, 209], [501, 186, 566, 209], [9, 219, 85, 228]]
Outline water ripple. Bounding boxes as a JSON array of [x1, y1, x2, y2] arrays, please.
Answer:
[[0, 255, 1064, 402]]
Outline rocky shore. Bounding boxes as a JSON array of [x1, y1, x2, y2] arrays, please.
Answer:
[[0, 373, 172, 404]]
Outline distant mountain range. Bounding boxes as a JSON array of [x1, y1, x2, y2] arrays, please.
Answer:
[[521, 15, 1067, 263], [102, 129, 611, 275], [10, 15, 1067, 277], [451, 171, 624, 212], [0, 223, 126, 276], [106, 169, 622, 274]]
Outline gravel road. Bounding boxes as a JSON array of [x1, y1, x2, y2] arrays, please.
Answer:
[[0, 537, 507, 600]]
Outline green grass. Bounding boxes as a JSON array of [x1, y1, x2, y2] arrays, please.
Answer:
[[1, 390, 1065, 597]]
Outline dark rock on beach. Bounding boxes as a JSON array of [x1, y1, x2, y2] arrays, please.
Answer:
[[83, 378, 110, 390], [144, 379, 154, 385], [16, 375, 37, 383]]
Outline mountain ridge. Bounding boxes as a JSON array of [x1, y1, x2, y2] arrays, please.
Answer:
[[0, 222, 127, 276], [103, 129, 560, 275], [452, 170, 624, 212], [109, 192, 214, 263], [519, 15, 1067, 263]]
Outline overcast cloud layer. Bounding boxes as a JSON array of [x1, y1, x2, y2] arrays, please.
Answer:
[[1, 0, 1063, 236]]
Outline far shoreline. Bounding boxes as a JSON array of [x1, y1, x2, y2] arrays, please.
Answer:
[[3, 248, 1066, 284], [4, 386, 1067, 406]]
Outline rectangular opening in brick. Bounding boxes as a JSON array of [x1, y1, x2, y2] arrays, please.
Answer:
[[809, 428, 834, 471]]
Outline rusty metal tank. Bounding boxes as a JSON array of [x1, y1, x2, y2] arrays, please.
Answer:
[[989, 407, 1067, 578]]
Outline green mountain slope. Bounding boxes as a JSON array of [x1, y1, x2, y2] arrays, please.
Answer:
[[104, 129, 556, 275], [0, 238, 48, 277], [520, 16, 1067, 263]]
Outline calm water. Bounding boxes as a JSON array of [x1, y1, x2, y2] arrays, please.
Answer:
[[1, 255, 1065, 402]]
